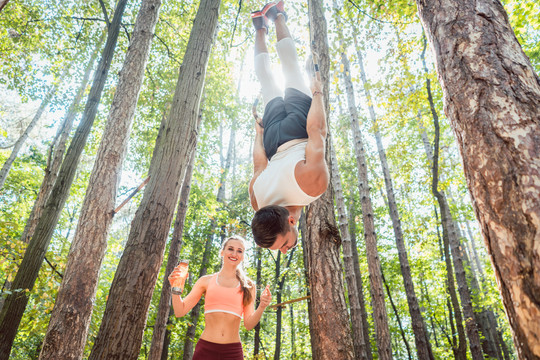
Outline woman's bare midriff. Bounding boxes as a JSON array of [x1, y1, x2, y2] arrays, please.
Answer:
[[199, 312, 242, 343]]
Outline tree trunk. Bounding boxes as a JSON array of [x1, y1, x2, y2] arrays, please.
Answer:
[[19, 32, 104, 246], [340, 32, 392, 360], [416, 0, 540, 357], [274, 252, 283, 360], [274, 249, 295, 360], [149, 153, 196, 360], [303, 0, 354, 358], [0, 1, 128, 356], [0, 32, 103, 315], [39, 2, 161, 358], [434, 205, 468, 359], [88, 0, 220, 357], [253, 247, 262, 357], [330, 138, 369, 360], [421, 34, 484, 359], [0, 61, 72, 191], [351, 30, 433, 359], [381, 270, 412, 360], [348, 205, 374, 360], [183, 234, 214, 360]]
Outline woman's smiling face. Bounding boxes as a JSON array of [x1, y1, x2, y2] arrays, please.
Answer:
[[221, 239, 245, 265]]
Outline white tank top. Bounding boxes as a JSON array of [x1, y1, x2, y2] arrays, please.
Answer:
[[253, 140, 321, 208]]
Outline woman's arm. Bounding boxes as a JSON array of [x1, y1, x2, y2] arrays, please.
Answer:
[[171, 276, 207, 318], [243, 285, 272, 331]]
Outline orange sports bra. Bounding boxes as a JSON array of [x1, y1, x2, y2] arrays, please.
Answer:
[[204, 273, 244, 318]]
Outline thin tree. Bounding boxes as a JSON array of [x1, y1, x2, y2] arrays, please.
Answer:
[[303, 0, 355, 358], [88, 0, 220, 357], [148, 147, 197, 360], [19, 32, 104, 246], [337, 30, 393, 360], [330, 136, 369, 360], [347, 20, 434, 359], [0, 61, 72, 191], [348, 201, 374, 360], [421, 34, 484, 360], [418, 118, 467, 359], [0, 1, 128, 356], [274, 248, 296, 360], [416, 0, 540, 357], [0, 33, 103, 314]]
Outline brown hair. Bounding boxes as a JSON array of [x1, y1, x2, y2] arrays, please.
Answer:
[[251, 205, 290, 248], [221, 235, 254, 307]]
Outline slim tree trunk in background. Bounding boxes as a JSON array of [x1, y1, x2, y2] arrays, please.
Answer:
[[421, 37, 484, 360], [0, 33, 103, 315], [303, 1, 354, 358], [339, 33, 392, 360], [183, 234, 214, 360], [330, 138, 369, 360], [274, 249, 295, 360], [0, 1, 127, 356], [149, 152, 196, 360], [39, 2, 161, 357], [89, 1, 220, 357], [381, 270, 412, 360], [253, 247, 262, 357], [348, 201, 373, 360], [416, 0, 540, 357], [0, 61, 72, 191], [19, 33, 104, 246], [274, 252, 283, 360], [350, 22, 433, 358]]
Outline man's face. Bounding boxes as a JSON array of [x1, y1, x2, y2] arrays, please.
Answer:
[[270, 220, 298, 254]]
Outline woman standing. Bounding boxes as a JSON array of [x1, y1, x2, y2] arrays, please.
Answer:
[[168, 235, 272, 359]]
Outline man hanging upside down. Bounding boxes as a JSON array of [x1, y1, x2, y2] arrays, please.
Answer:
[[249, 1, 329, 254]]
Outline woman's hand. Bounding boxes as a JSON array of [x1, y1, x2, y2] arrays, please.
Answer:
[[168, 265, 189, 289], [260, 285, 272, 309]]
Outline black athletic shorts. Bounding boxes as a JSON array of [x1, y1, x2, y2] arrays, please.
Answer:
[[262, 87, 312, 160]]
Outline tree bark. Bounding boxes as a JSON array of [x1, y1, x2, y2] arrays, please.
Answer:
[[88, 1, 220, 358], [0, 1, 128, 357], [303, 1, 354, 358], [39, 2, 161, 357], [330, 137, 369, 360], [416, 0, 540, 357], [339, 30, 393, 360], [0, 61, 72, 191], [148, 153, 196, 360]]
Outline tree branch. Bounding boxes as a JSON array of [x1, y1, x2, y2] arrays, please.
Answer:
[[99, 0, 110, 28]]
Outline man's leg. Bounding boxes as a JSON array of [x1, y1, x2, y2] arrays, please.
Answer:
[[254, 28, 282, 105], [274, 14, 311, 97]]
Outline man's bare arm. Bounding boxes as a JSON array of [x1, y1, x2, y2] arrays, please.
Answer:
[[249, 118, 268, 210], [301, 78, 329, 195]]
